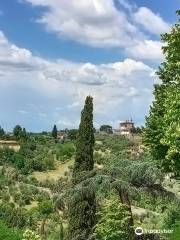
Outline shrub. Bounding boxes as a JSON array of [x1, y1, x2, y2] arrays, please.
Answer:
[[93, 195, 132, 240], [22, 229, 41, 240], [0, 221, 22, 240]]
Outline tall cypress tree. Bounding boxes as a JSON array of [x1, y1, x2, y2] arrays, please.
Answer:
[[73, 96, 95, 181], [67, 185, 96, 240], [52, 124, 58, 139], [0, 126, 5, 137], [67, 96, 96, 240]]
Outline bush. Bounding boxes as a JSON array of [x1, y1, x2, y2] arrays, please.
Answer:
[[93, 195, 132, 240], [0, 221, 22, 240], [170, 222, 180, 240], [126, 162, 163, 187], [22, 229, 41, 240], [56, 142, 75, 161]]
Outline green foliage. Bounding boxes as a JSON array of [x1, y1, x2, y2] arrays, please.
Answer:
[[52, 125, 58, 139], [0, 148, 15, 165], [144, 84, 168, 161], [13, 125, 23, 139], [160, 86, 180, 174], [56, 142, 75, 161], [13, 125, 28, 141], [93, 195, 131, 240], [0, 221, 22, 240], [99, 125, 113, 134], [0, 203, 31, 228], [126, 161, 163, 187], [162, 204, 180, 228], [38, 200, 54, 217], [95, 134, 133, 155], [68, 96, 96, 240], [0, 126, 5, 137], [73, 96, 95, 180], [170, 222, 180, 240], [67, 186, 96, 240], [22, 229, 41, 240], [144, 11, 180, 174], [0, 136, 57, 173], [67, 129, 78, 141]]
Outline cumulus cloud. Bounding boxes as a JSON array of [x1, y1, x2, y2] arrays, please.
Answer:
[[21, 0, 169, 61], [126, 40, 164, 61], [133, 7, 170, 35], [0, 30, 156, 130], [23, 0, 141, 48], [0, 31, 48, 71]]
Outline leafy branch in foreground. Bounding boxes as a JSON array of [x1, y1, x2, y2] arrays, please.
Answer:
[[144, 10, 180, 174]]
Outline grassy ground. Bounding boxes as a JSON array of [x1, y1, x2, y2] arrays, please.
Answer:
[[32, 159, 73, 182]]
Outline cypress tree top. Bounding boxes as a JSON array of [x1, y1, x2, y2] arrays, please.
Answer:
[[52, 124, 58, 139], [73, 96, 95, 181]]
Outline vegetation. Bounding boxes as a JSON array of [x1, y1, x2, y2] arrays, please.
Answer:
[[144, 10, 180, 175], [22, 230, 41, 240], [0, 126, 5, 137], [0, 9, 179, 240], [68, 96, 96, 240], [0, 221, 22, 240], [99, 125, 113, 134], [0, 127, 179, 239], [13, 125, 28, 141], [67, 129, 78, 141], [93, 195, 131, 240], [52, 125, 58, 139], [72, 96, 95, 181]]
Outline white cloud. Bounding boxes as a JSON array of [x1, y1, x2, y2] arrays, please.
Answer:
[[57, 118, 80, 128], [0, 31, 48, 71], [0, 30, 156, 129], [18, 110, 29, 114], [133, 7, 170, 35], [126, 40, 163, 61], [21, 0, 170, 61], [118, 0, 135, 11], [23, 0, 140, 48]]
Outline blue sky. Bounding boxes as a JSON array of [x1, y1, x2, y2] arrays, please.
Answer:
[[0, 0, 179, 132]]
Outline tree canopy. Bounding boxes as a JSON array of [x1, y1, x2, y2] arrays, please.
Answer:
[[144, 10, 180, 175], [99, 125, 113, 134]]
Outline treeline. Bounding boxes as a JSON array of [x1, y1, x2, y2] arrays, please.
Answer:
[[0, 125, 28, 141], [0, 126, 77, 174]]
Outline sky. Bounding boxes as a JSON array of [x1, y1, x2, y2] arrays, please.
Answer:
[[0, 0, 179, 132]]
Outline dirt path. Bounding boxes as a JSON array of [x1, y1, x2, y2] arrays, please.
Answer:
[[163, 177, 180, 199]]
